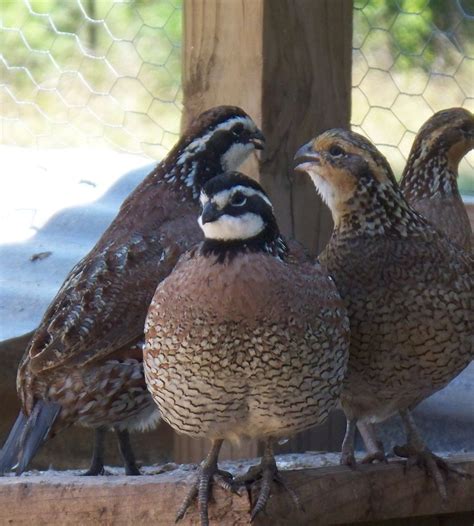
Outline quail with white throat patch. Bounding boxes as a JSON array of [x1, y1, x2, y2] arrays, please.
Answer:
[[0, 106, 264, 477], [400, 107, 474, 252], [144, 172, 349, 525], [295, 129, 473, 499]]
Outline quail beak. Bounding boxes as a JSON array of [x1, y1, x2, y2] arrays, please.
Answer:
[[249, 129, 265, 150], [293, 142, 321, 174], [200, 202, 221, 225]]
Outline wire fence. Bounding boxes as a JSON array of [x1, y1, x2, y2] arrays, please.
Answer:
[[353, 0, 473, 193], [0, 0, 182, 160], [0, 0, 473, 192]]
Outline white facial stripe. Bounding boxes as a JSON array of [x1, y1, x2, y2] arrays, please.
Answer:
[[211, 186, 272, 210], [176, 116, 255, 166], [198, 212, 265, 240], [199, 193, 209, 206]]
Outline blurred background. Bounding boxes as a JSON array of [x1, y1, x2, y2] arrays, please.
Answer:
[[0, 0, 473, 470], [1, 0, 473, 187]]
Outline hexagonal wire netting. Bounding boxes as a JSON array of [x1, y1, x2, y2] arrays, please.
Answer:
[[0, 0, 473, 192], [353, 0, 474, 194], [0, 0, 182, 160]]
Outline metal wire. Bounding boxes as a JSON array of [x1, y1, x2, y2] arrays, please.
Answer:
[[353, 0, 473, 191], [0, 0, 182, 159], [0, 0, 472, 193]]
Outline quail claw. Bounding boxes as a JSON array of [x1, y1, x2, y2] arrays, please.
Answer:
[[394, 444, 471, 501]]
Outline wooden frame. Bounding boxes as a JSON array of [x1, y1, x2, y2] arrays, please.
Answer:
[[0, 455, 472, 525]]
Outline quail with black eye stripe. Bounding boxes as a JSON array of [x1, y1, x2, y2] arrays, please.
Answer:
[[0, 106, 264, 478], [144, 171, 350, 525], [294, 128, 473, 500]]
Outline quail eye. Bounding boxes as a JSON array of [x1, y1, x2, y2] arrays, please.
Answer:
[[329, 145, 345, 157], [232, 123, 244, 136], [230, 193, 247, 206]]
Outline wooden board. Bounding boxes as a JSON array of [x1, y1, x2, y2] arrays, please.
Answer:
[[0, 454, 473, 525]]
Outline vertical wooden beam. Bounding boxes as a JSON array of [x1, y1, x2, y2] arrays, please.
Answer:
[[182, 0, 264, 183], [181, 0, 353, 462], [260, 0, 353, 251], [183, 0, 352, 250]]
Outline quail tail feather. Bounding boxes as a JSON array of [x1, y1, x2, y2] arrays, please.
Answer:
[[0, 400, 60, 475]]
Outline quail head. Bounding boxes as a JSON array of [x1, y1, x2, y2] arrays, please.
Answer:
[[295, 129, 473, 499], [144, 172, 349, 525], [400, 107, 474, 251], [0, 106, 264, 477]]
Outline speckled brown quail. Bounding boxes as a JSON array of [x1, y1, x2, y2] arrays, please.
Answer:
[[295, 129, 473, 499], [400, 107, 474, 252], [144, 172, 349, 525], [0, 106, 264, 477], [359, 108, 474, 464]]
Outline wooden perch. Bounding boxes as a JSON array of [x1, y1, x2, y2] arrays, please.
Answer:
[[0, 453, 473, 525]]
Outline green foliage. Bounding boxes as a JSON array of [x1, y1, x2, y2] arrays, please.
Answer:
[[356, 0, 473, 72]]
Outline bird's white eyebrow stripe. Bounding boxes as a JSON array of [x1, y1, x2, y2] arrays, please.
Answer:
[[176, 116, 253, 166], [206, 186, 272, 209]]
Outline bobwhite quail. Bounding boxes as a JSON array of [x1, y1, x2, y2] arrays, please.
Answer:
[[294, 129, 473, 498], [144, 172, 349, 525], [359, 108, 474, 464], [401, 107, 474, 252], [0, 106, 264, 476]]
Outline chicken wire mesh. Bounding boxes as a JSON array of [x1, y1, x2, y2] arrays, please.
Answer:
[[353, 0, 474, 194], [0, 0, 473, 191], [0, 0, 182, 160]]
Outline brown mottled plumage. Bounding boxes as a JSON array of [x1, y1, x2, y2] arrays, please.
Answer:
[[0, 107, 264, 476], [144, 173, 349, 524], [360, 109, 474, 463], [295, 129, 473, 498], [400, 107, 474, 252]]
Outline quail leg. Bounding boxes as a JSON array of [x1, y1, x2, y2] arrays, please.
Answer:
[[357, 421, 387, 464], [233, 439, 301, 522], [176, 439, 233, 526], [340, 418, 357, 467], [115, 428, 141, 476], [394, 409, 471, 500], [82, 427, 106, 476]]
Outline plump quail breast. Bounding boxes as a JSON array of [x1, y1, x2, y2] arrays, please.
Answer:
[[145, 251, 349, 441], [323, 235, 473, 423]]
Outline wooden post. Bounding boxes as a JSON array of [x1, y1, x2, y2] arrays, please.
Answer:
[[182, 0, 352, 250], [180, 0, 353, 461]]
